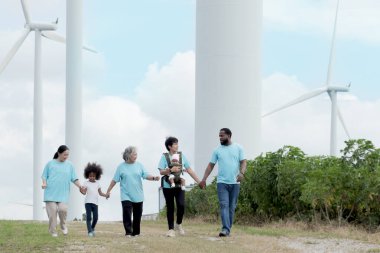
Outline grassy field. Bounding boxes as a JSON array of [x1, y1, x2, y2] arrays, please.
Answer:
[[1, 219, 380, 253]]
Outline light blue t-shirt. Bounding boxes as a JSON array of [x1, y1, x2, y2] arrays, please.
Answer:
[[113, 161, 149, 203], [41, 159, 78, 203], [157, 153, 190, 188], [210, 143, 245, 184]]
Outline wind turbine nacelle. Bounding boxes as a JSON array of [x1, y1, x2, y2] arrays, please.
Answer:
[[27, 23, 57, 31], [327, 86, 349, 92]]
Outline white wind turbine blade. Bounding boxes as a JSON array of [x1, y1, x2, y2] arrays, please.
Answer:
[[0, 28, 30, 74], [325, 0, 340, 87], [262, 87, 328, 117], [9, 201, 46, 209], [41, 31, 98, 53], [20, 0, 31, 24], [9, 201, 32, 207], [337, 106, 350, 139]]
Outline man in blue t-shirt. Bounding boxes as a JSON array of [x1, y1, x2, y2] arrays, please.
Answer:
[[199, 128, 247, 237]]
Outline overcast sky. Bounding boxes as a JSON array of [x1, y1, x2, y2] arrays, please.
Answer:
[[0, 0, 379, 220]]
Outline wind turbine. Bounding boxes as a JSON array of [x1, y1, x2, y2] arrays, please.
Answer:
[[0, 0, 95, 220], [195, 0, 263, 177], [0, 0, 59, 221], [262, 0, 350, 156]]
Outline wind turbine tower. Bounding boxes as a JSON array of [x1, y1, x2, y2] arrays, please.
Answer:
[[195, 0, 263, 177], [66, 0, 83, 220]]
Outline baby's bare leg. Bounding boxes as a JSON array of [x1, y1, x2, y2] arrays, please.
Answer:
[[169, 174, 175, 187], [180, 178, 186, 190]]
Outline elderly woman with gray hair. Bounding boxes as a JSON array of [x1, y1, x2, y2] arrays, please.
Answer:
[[106, 146, 159, 237]]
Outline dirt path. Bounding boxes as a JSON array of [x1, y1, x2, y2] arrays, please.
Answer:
[[53, 221, 380, 253], [278, 237, 380, 253]]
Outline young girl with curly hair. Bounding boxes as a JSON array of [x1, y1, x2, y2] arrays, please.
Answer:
[[82, 162, 108, 237]]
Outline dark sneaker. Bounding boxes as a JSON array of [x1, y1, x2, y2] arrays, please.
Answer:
[[218, 231, 228, 237]]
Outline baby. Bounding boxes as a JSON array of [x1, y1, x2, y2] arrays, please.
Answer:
[[168, 153, 186, 190]]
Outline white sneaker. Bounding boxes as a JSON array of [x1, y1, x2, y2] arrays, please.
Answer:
[[62, 227, 68, 235], [166, 229, 175, 237], [51, 233, 58, 237], [174, 223, 185, 236]]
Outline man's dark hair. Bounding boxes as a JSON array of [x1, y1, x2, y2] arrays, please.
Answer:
[[84, 162, 103, 180], [165, 136, 178, 151], [220, 128, 232, 137]]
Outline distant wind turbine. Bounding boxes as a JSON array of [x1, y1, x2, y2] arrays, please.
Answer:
[[262, 0, 350, 156], [0, 0, 95, 220]]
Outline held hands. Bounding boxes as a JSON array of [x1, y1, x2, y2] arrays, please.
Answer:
[[79, 186, 87, 195], [199, 180, 206, 190], [153, 176, 160, 181], [105, 192, 111, 200]]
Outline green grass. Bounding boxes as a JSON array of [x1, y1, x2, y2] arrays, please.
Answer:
[[0, 220, 65, 253], [1, 219, 380, 253]]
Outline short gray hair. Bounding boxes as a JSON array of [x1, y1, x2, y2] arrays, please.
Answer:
[[122, 146, 137, 162]]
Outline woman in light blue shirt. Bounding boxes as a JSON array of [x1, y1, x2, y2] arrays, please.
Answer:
[[41, 145, 84, 237], [106, 146, 160, 237]]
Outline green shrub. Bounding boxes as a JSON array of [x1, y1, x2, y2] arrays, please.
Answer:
[[185, 139, 380, 228]]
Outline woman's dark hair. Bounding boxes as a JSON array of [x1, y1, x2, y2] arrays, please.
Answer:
[[220, 128, 232, 137], [84, 162, 103, 180], [165, 136, 178, 151], [53, 145, 69, 159]]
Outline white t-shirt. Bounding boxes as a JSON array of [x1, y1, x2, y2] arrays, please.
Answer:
[[83, 180, 101, 205]]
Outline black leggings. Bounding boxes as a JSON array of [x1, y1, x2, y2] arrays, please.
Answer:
[[163, 187, 185, 230], [121, 201, 143, 236]]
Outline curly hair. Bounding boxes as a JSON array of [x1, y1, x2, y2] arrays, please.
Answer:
[[84, 162, 103, 180]]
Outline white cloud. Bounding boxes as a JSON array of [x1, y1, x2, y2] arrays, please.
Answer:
[[264, 0, 380, 43], [135, 51, 195, 162], [262, 72, 380, 155]]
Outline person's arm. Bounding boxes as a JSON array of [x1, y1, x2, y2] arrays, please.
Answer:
[[73, 179, 84, 189], [41, 164, 48, 189], [159, 166, 181, 175], [146, 175, 160, 181], [98, 188, 108, 197], [158, 154, 170, 176], [106, 180, 117, 199], [160, 167, 170, 176], [199, 163, 215, 189], [237, 159, 247, 182], [186, 167, 201, 184], [73, 179, 87, 194], [42, 179, 47, 189]]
